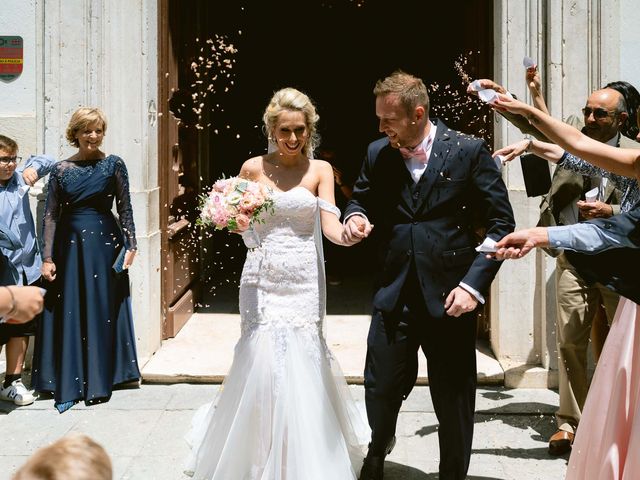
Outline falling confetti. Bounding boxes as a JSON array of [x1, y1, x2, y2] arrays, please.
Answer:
[[428, 50, 493, 144], [168, 33, 238, 130]]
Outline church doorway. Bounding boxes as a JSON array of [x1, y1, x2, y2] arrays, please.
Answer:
[[158, 0, 494, 336]]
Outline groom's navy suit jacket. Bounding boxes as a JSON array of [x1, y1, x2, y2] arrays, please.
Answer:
[[345, 120, 515, 318], [566, 202, 640, 304]]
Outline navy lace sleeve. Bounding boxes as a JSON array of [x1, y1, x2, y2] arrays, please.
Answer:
[[560, 152, 631, 188], [113, 157, 137, 250], [42, 164, 62, 260]]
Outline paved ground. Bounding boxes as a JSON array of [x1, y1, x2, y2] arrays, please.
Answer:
[[0, 384, 568, 480]]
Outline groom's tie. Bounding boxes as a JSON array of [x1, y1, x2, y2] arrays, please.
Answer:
[[399, 144, 428, 163]]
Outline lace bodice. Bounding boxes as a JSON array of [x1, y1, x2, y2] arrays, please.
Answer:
[[238, 187, 339, 374], [42, 155, 137, 259], [250, 186, 319, 247]]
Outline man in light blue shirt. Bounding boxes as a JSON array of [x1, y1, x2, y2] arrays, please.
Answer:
[[492, 203, 640, 303], [0, 134, 55, 407], [0, 158, 55, 285]]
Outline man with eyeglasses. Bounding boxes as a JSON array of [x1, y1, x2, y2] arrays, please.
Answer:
[[525, 87, 637, 456], [0, 134, 54, 407], [470, 74, 640, 456]]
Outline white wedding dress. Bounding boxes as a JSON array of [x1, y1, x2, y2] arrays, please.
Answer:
[[185, 186, 370, 480]]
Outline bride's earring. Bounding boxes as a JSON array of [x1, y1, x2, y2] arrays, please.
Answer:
[[267, 136, 279, 154]]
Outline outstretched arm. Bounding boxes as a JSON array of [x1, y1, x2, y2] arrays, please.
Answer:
[[526, 66, 549, 115], [466, 78, 551, 141], [493, 138, 565, 164], [494, 95, 640, 179], [493, 217, 640, 260]]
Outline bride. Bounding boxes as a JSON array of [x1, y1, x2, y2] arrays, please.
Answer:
[[185, 87, 370, 479]]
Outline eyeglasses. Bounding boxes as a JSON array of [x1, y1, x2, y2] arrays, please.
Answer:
[[0, 156, 21, 166], [582, 107, 617, 119]]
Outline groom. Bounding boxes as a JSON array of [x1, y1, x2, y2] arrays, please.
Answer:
[[343, 70, 515, 480]]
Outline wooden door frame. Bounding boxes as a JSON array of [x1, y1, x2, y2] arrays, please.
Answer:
[[158, 0, 197, 339]]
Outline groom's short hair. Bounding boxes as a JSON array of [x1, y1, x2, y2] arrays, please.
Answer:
[[374, 70, 430, 116]]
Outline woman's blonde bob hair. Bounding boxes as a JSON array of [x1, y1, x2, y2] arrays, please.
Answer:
[[262, 88, 320, 157], [65, 107, 108, 148]]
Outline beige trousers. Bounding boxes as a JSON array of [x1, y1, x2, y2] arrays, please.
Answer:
[[555, 253, 620, 434]]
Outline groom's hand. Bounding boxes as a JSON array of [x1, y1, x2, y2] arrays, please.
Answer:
[[342, 216, 373, 245], [444, 287, 478, 317]]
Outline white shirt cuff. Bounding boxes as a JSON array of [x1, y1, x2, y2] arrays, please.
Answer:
[[459, 282, 485, 304], [343, 212, 369, 225]]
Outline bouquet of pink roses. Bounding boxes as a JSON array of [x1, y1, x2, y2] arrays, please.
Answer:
[[198, 176, 274, 232]]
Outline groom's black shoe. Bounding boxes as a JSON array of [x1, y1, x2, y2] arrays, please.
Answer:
[[359, 455, 384, 480], [359, 436, 396, 480]]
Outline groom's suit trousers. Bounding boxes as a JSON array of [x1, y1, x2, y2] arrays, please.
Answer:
[[364, 263, 477, 480]]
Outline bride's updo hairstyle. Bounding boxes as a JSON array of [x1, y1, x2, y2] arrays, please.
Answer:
[[263, 87, 320, 157]]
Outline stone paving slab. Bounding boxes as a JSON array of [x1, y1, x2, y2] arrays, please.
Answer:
[[0, 384, 567, 480]]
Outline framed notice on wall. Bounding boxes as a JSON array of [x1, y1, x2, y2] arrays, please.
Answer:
[[0, 36, 23, 82]]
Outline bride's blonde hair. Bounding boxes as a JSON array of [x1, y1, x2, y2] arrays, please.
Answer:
[[263, 88, 320, 157]]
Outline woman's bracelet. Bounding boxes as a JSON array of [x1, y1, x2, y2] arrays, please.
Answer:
[[524, 137, 533, 152], [2, 286, 17, 317]]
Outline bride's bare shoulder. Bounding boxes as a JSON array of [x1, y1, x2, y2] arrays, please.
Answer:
[[239, 155, 265, 180], [310, 159, 333, 177]]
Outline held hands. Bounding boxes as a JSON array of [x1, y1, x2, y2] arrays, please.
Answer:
[[577, 200, 613, 219], [41, 261, 56, 281], [492, 140, 530, 164], [21, 167, 39, 186], [444, 287, 478, 317], [488, 227, 550, 260], [341, 216, 373, 246]]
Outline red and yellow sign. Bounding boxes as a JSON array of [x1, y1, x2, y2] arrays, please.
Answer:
[[0, 36, 24, 81]]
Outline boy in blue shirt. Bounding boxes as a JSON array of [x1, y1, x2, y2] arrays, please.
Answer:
[[0, 134, 54, 406]]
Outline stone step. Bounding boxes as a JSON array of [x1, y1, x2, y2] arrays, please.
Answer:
[[141, 313, 505, 384]]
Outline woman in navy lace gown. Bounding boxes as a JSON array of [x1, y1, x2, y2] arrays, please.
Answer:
[[33, 107, 140, 413]]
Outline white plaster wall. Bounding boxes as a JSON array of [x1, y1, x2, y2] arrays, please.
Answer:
[[0, 0, 38, 155], [491, 0, 544, 367], [42, 0, 161, 365], [620, 0, 640, 84]]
